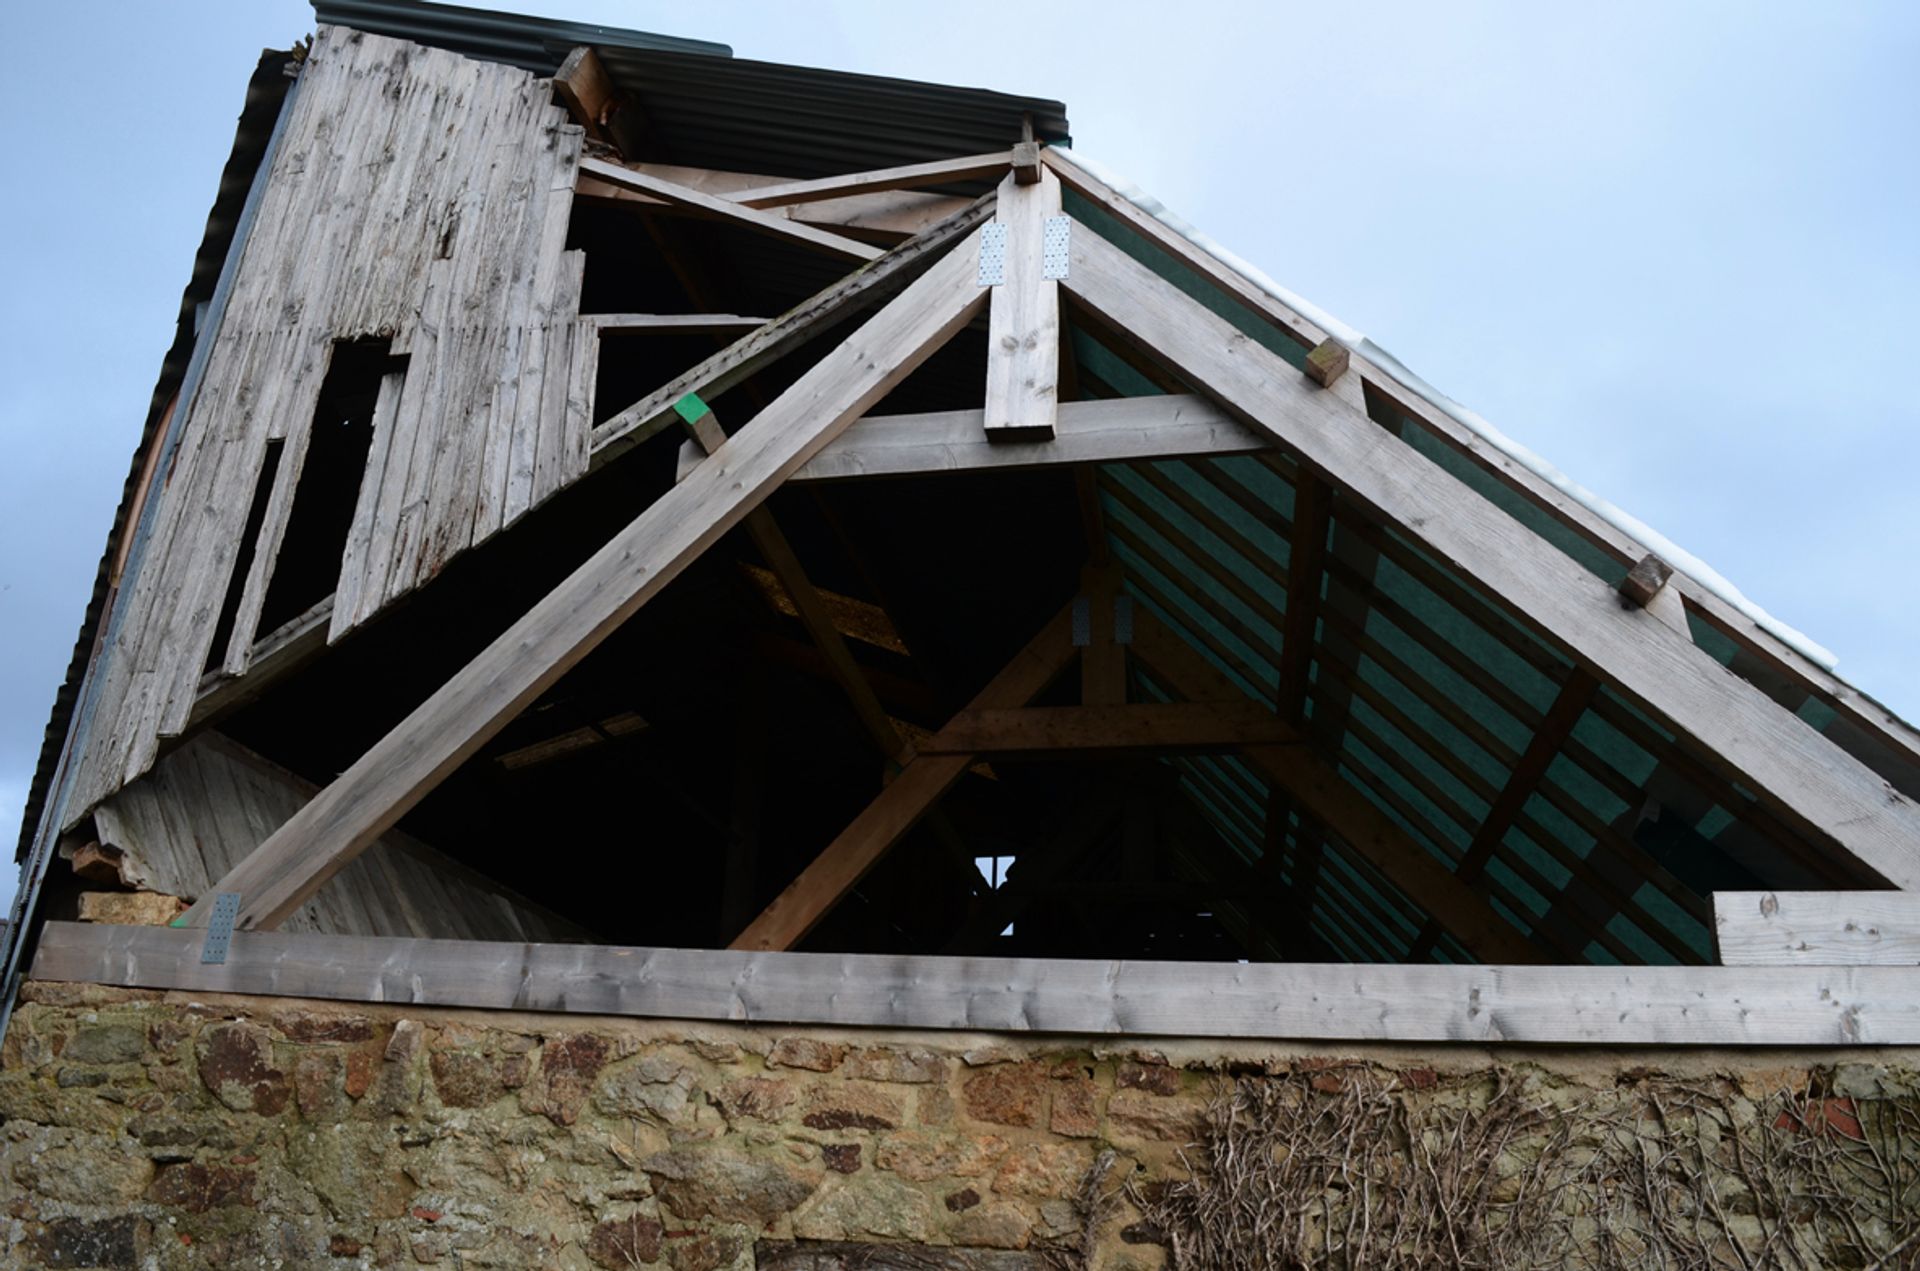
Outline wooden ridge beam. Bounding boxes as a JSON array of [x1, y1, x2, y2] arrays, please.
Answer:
[[174, 228, 989, 934], [1062, 222, 1920, 892], [36, 921, 1920, 1045], [590, 192, 995, 465], [730, 604, 1079, 953], [1127, 607, 1543, 964], [921, 702, 1295, 757], [1714, 890, 1920, 966], [725, 151, 1016, 208], [578, 157, 882, 262]]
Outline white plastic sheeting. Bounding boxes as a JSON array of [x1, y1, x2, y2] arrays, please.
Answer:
[[1054, 147, 1839, 672]]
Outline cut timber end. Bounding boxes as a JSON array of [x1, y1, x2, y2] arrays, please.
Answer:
[[1304, 339, 1350, 389], [1619, 553, 1675, 608], [1011, 141, 1042, 186]]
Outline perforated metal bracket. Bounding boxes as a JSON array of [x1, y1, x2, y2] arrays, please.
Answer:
[[977, 223, 1008, 286], [200, 893, 242, 965], [1041, 216, 1071, 279], [1071, 595, 1092, 647], [1113, 595, 1134, 645]]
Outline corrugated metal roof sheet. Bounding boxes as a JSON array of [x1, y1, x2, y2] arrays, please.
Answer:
[[594, 47, 1070, 179], [312, 0, 1070, 179], [311, 0, 729, 66]]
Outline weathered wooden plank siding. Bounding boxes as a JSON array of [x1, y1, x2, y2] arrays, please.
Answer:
[[89, 733, 584, 943], [68, 27, 591, 821]]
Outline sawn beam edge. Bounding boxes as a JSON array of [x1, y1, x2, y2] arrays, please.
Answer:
[[31, 921, 1920, 1046]]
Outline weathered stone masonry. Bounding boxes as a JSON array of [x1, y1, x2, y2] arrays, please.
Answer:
[[4, 983, 1918, 1269]]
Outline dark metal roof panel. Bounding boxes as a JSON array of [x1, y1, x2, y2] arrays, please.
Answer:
[[598, 47, 1070, 179], [310, 0, 729, 68], [310, 0, 1069, 181]]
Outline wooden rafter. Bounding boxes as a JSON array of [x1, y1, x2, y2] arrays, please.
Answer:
[[176, 225, 990, 933], [730, 603, 1079, 952], [1060, 221, 1920, 892], [1406, 668, 1599, 959]]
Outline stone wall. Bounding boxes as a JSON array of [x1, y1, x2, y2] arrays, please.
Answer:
[[2, 981, 1916, 1270]]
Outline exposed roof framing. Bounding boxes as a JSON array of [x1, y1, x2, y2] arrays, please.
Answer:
[[14, 16, 1920, 1047]]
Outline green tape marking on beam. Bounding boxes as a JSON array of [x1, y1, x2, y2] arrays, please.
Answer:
[[673, 392, 712, 425]]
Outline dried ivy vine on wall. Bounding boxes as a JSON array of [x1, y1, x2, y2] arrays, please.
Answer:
[[1129, 1066, 1920, 1271]]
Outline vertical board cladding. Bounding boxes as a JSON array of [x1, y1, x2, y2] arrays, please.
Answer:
[[87, 733, 587, 944], [67, 26, 591, 824]]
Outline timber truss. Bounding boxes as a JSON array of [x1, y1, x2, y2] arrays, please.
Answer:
[[35, 120, 1920, 1044]]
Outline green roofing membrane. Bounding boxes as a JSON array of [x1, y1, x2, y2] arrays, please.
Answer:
[[1097, 448, 1764, 964], [1055, 201, 1920, 963]]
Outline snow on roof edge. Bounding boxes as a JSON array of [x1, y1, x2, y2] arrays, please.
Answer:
[[1054, 146, 1840, 673]]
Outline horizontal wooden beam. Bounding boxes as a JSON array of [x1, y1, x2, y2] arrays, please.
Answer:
[[688, 396, 1264, 484], [33, 920, 1920, 1044], [725, 151, 1014, 209], [922, 702, 1295, 756], [1715, 890, 1920, 966], [577, 157, 882, 262]]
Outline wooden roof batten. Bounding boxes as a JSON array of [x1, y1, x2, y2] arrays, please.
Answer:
[[33, 34, 1920, 1044]]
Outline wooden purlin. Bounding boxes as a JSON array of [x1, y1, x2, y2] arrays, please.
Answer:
[[174, 224, 991, 935], [66, 28, 594, 823]]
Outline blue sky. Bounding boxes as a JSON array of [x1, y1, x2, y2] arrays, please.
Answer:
[[2, 2, 1916, 913]]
